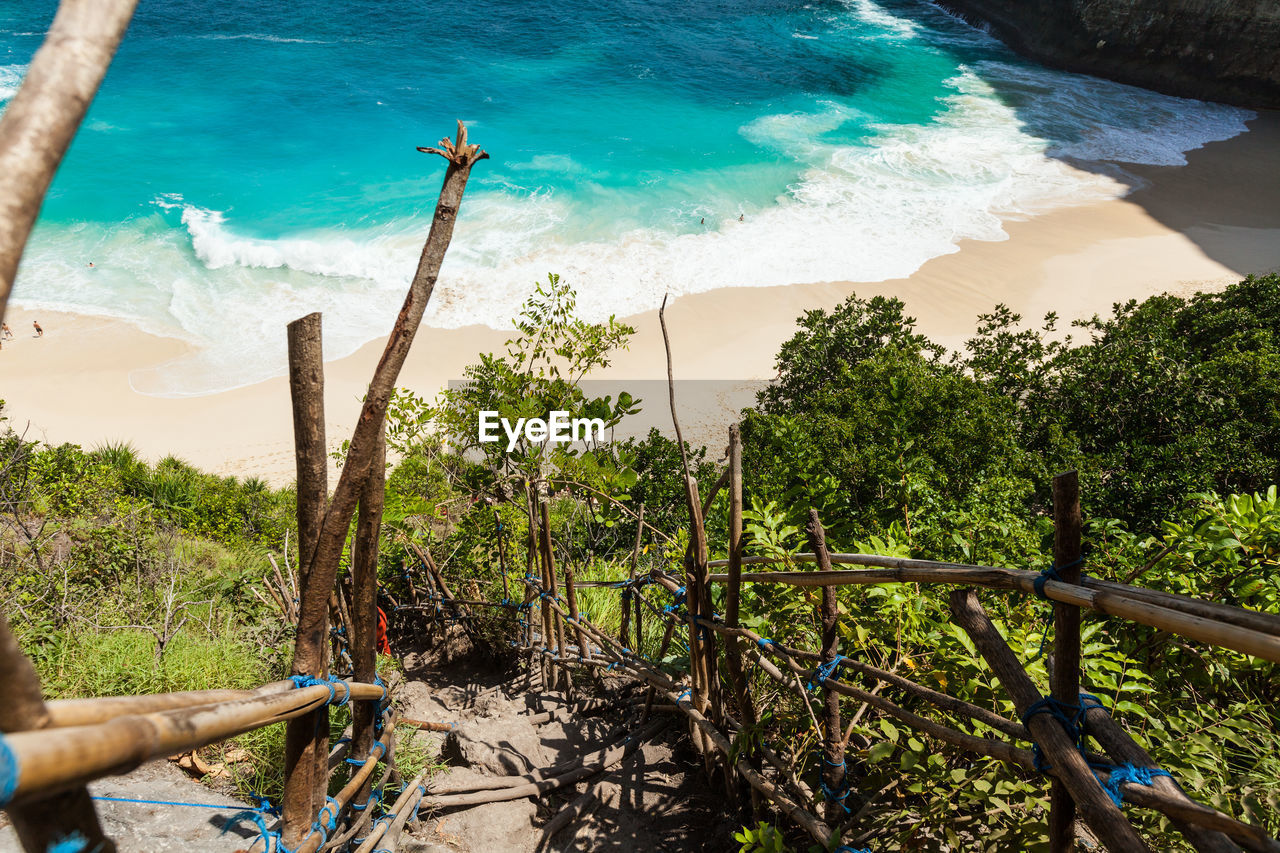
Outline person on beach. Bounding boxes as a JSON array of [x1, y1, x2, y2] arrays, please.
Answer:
[[33, 320, 43, 337], [2, 323, 12, 339]]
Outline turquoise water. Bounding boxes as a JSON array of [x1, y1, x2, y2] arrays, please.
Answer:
[[0, 0, 1253, 393]]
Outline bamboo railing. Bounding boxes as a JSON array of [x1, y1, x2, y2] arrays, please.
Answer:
[[403, 454, 1279, 853]]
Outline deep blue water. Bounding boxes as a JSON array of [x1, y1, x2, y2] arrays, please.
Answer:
[[0, 0, 1252, 393]]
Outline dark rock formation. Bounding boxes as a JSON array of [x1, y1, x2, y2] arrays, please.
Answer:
[[933, 0, 1280, 109]]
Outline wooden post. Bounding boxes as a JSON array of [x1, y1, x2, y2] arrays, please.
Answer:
[[724, 426, 756, 730], [0, 613, 115, 853], [807, 509, 845, 825], [564, 560, 589, 659], [949, 589, 1149, 852], [283, 312, 330, 845], [621, 504, 644, 650], [494, 509, 511, 605], [1050, 471, 1083, 853], [350, 431, 386, 809], [540, 501, 570, 694]]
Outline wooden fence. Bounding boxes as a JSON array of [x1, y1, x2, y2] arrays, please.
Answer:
[[393, 456, 1280, 853]]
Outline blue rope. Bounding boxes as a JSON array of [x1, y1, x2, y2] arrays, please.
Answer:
[[46, 833, 95, 853], [807, 656, 845, 692], [834, 847, 872, 853], [1102, 763, 1173, 807], [91, 795, 256, 809], [0, 732, 19, 807], [1032, 555, 1084, 599], [676, 688, 692, 704], [1026, 556, 1085, 663]]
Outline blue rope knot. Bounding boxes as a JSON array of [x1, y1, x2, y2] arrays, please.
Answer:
[[807, 656, 845, 692], [820, 775, 852, 814], [756, 637, 775, 652], [834, 848, 873, 853], [676, 688, 692, 704], [1032, 555, 1084, 600], [1102, 763, 1173, 807], [318, 796, 340, 832]]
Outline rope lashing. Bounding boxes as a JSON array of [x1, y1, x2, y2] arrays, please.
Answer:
[[288, 674, 352, 707], [1021, 693, 1095, 772], [663, 586, 687, 615], [1102, 763, 1173, 807], [834, 847, 873, 853], [0, 732, 18, 807], [807, 656, 845, 692], [1032, 555, 1084, 599], [1027, 555, 1086, 662], [676, 688, 692, 704]]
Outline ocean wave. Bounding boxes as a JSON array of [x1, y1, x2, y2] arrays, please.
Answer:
[[0, 64, 27, 103]]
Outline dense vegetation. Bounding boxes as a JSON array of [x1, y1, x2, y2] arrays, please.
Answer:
[[4, 274, 1278, 849]]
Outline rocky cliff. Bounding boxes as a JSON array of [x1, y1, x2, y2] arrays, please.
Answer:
[[934, 0, 1280, 109]]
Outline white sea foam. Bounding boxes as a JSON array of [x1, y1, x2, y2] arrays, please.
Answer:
[[7, 3, 1257, 396], [0, 64, 27, 103]]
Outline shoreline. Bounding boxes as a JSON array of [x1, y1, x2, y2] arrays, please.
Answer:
[[2, 112, 1278, 486]]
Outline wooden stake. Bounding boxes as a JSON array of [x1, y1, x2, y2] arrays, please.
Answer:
[[350, 430, 385, 810], [806, 509, 846, 825], [494, 509, 511, 604], [282, 311, 330, 843], [1050, 470, 1083, 853], [540, 501, 570, 695], [564, 559, 589, 659], [724, 425, 756, 730]]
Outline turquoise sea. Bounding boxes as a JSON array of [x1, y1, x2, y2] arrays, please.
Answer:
[[0, 0, 1253, 394]]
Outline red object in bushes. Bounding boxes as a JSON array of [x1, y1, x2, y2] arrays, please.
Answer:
[[376, 606, 391, 655]]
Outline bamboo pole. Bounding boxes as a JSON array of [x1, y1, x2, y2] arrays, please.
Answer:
[[351, 768, 428, 853], [949, 588, 1149, 852], [46, 681, 295, 727], [807, 510, 846, 826], [1049, 471, 1083, 853], [702, 565, 1280, 664], [0, 612, 114, 853], [5, 681, 385, 805], [350, 430, 386, 810]]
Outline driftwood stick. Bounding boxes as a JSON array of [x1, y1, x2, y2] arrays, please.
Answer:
[[0, 0, 139, 321], [291, 120, 487, 685], [350, 430, 386, 810], [538, 789, 600, 848], [282, 311, 332, 843], [949, 588, 1149, 852], [1049, 471, 1083, 853]]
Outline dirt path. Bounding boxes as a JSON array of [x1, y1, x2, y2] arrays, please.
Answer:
[[394, 637, 740, 853]]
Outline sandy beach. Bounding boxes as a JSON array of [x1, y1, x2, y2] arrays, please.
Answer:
[[2, 111, 1278, 486]]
